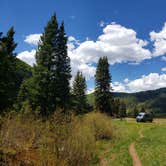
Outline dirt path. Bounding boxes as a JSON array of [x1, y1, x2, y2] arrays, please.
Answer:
[[129, 142, 142, 166], [129, 129, 143, 166]]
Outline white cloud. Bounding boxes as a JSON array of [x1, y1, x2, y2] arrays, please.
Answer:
[[67, 23, 153, 80], [112, 82, 126, 92], [111, 73, 166, 93], [69, 23, 151, 68], [161, 67, 166, 72], [127, 73, 166, 92], [17, 50, 36, 66], [24, 34, 42, 45], [161, 56, 166, 61], [87, 72, 166, 94], [20, 23, 163, 80], [150, 23, 166, 56]]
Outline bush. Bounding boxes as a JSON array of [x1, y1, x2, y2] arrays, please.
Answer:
[[84, 112, 113, 140], [0, 110, 113, 166]]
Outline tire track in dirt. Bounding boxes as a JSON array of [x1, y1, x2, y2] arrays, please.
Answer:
[[129, 128, 143, 166]]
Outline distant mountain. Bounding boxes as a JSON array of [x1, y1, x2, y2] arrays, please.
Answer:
[[87, 88, 166, 115]]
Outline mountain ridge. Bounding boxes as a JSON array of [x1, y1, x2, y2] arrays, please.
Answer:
[[87, 87, 166, 115]]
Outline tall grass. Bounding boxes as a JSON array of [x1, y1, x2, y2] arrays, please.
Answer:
[[0, 110, 113, 166]]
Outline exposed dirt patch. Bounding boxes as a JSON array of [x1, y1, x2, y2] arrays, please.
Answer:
[[129, 142, 142, 166], [99, 158, 109, 166], [129, 128, 143, 166]]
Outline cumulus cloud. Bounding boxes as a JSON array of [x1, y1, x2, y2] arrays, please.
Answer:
[[112, 82, 126, 92], [69, 23, 151, 68], [24, 34, 42, 45], [111, 73, 166, 93], [161, 67, 166, 72], [150, 22, 166, 56], [17, 50, 36, 66], [113, 73, 166, 93], [67, 23, 153, 80], [127, 73, 166, 92]]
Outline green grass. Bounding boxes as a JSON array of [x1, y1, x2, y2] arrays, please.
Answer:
[[136, 124, 166, 166], [94, 118, 166, 166]]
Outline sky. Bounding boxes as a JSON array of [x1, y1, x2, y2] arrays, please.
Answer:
[[1, 0, 166, 93]]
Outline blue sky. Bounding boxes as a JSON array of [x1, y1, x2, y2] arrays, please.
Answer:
[[1, 0, 166, 93]]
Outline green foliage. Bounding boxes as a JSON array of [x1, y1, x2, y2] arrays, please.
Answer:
[[133, 106, 139, 117], [95, 57, 112, 115], [111, 98, 126, 118], [119, 101, 127, 118], [0, 28, 32, 112], [72, 71, 87, 114], [111, 98, 120, 117], [0, 27, 17, 110], [18, 14, 71, 115]]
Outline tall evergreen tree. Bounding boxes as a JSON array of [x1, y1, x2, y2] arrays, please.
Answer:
[[32, 14, 59, 114], [20, 14, 71, 115], [72, 71, 87, 114], [95, 57, 112, 115], [0, 27, 17, 110], [55, 22, 71, 109]]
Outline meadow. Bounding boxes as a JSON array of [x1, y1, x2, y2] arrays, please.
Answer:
[[95, 118, 166, 166]]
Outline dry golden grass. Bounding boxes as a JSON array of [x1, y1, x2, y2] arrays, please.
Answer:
[[84, 112, 113, 140], [0, 110, 113, 166]]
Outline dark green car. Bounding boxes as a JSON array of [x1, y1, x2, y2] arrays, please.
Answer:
[[136, 112, 153, 122]]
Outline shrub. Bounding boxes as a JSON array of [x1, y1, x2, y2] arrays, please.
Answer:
[[0, 111, 112, 166], [84, 112, 113, 140]]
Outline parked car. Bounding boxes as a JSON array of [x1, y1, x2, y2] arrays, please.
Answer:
[[136, 112, 153, 122]]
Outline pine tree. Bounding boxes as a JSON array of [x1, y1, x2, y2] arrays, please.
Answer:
[[21, 14, 71, 115], [119, 101, 127, 118], [32, 14, 59, 114], [95, 56, 112, 115], [0, 27, 17, 110], [55, 22, 71, 109], [72, 71, 87, 114]]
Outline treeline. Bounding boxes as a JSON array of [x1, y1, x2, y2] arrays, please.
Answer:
[[0, 14, 126, 117]]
